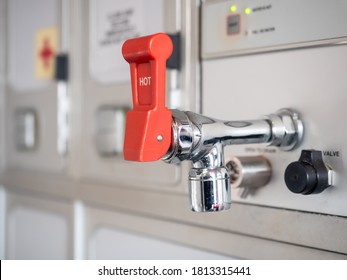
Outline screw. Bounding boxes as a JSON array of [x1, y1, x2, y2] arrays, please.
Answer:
[[157, 135, 163, 142]]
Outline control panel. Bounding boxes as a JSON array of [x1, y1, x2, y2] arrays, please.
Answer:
[[202, 0, 347, 217], [202, 0, 347, 58]]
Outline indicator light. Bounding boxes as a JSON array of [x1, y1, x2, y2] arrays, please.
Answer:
[[230, 5, 237, 12], [244, 7, 251, 15]]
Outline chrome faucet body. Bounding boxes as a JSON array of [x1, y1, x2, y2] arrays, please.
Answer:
[[162, 109, 304, 212]]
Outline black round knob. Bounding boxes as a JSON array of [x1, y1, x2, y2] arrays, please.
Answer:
[[284, 161, 317, 194], [284, 150, 332, 195]]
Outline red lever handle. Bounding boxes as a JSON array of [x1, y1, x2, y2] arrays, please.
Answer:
[[122, 33, 173, 161]]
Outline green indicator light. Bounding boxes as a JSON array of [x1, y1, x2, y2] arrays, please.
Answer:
[[244, 7, 251, 15], [230, 5, 237, 12]]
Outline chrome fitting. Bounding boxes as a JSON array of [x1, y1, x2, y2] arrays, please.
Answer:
[[266, 108, 304, 151]]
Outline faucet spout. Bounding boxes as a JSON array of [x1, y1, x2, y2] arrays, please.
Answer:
[[189, 143, 231, 212]]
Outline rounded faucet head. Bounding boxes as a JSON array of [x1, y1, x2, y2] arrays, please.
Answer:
[[189, 166, 231, 212]]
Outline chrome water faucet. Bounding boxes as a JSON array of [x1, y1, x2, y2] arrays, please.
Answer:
[[122, 33, 304, 212]]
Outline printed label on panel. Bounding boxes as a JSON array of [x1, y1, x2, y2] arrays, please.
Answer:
[[89, 0, 164, 84], [35, 27, 59, 80]]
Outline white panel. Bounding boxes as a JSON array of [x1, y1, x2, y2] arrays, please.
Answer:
[[7, 97, 67, 173], [7, 196, 70, 259], [85, 206, 234, 259], [203, 44, 347, 216], [202, 0, 347, 58], [90, 227, 229, 260], [80, 0, 183, 190], [0, 0, 5, 173], [89, 0, 164, 84], [6, 0, 67, 173], [8, 0, 59, 92]]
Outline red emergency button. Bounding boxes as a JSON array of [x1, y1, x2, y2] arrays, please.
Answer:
[[122, 33, 173, 161]]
